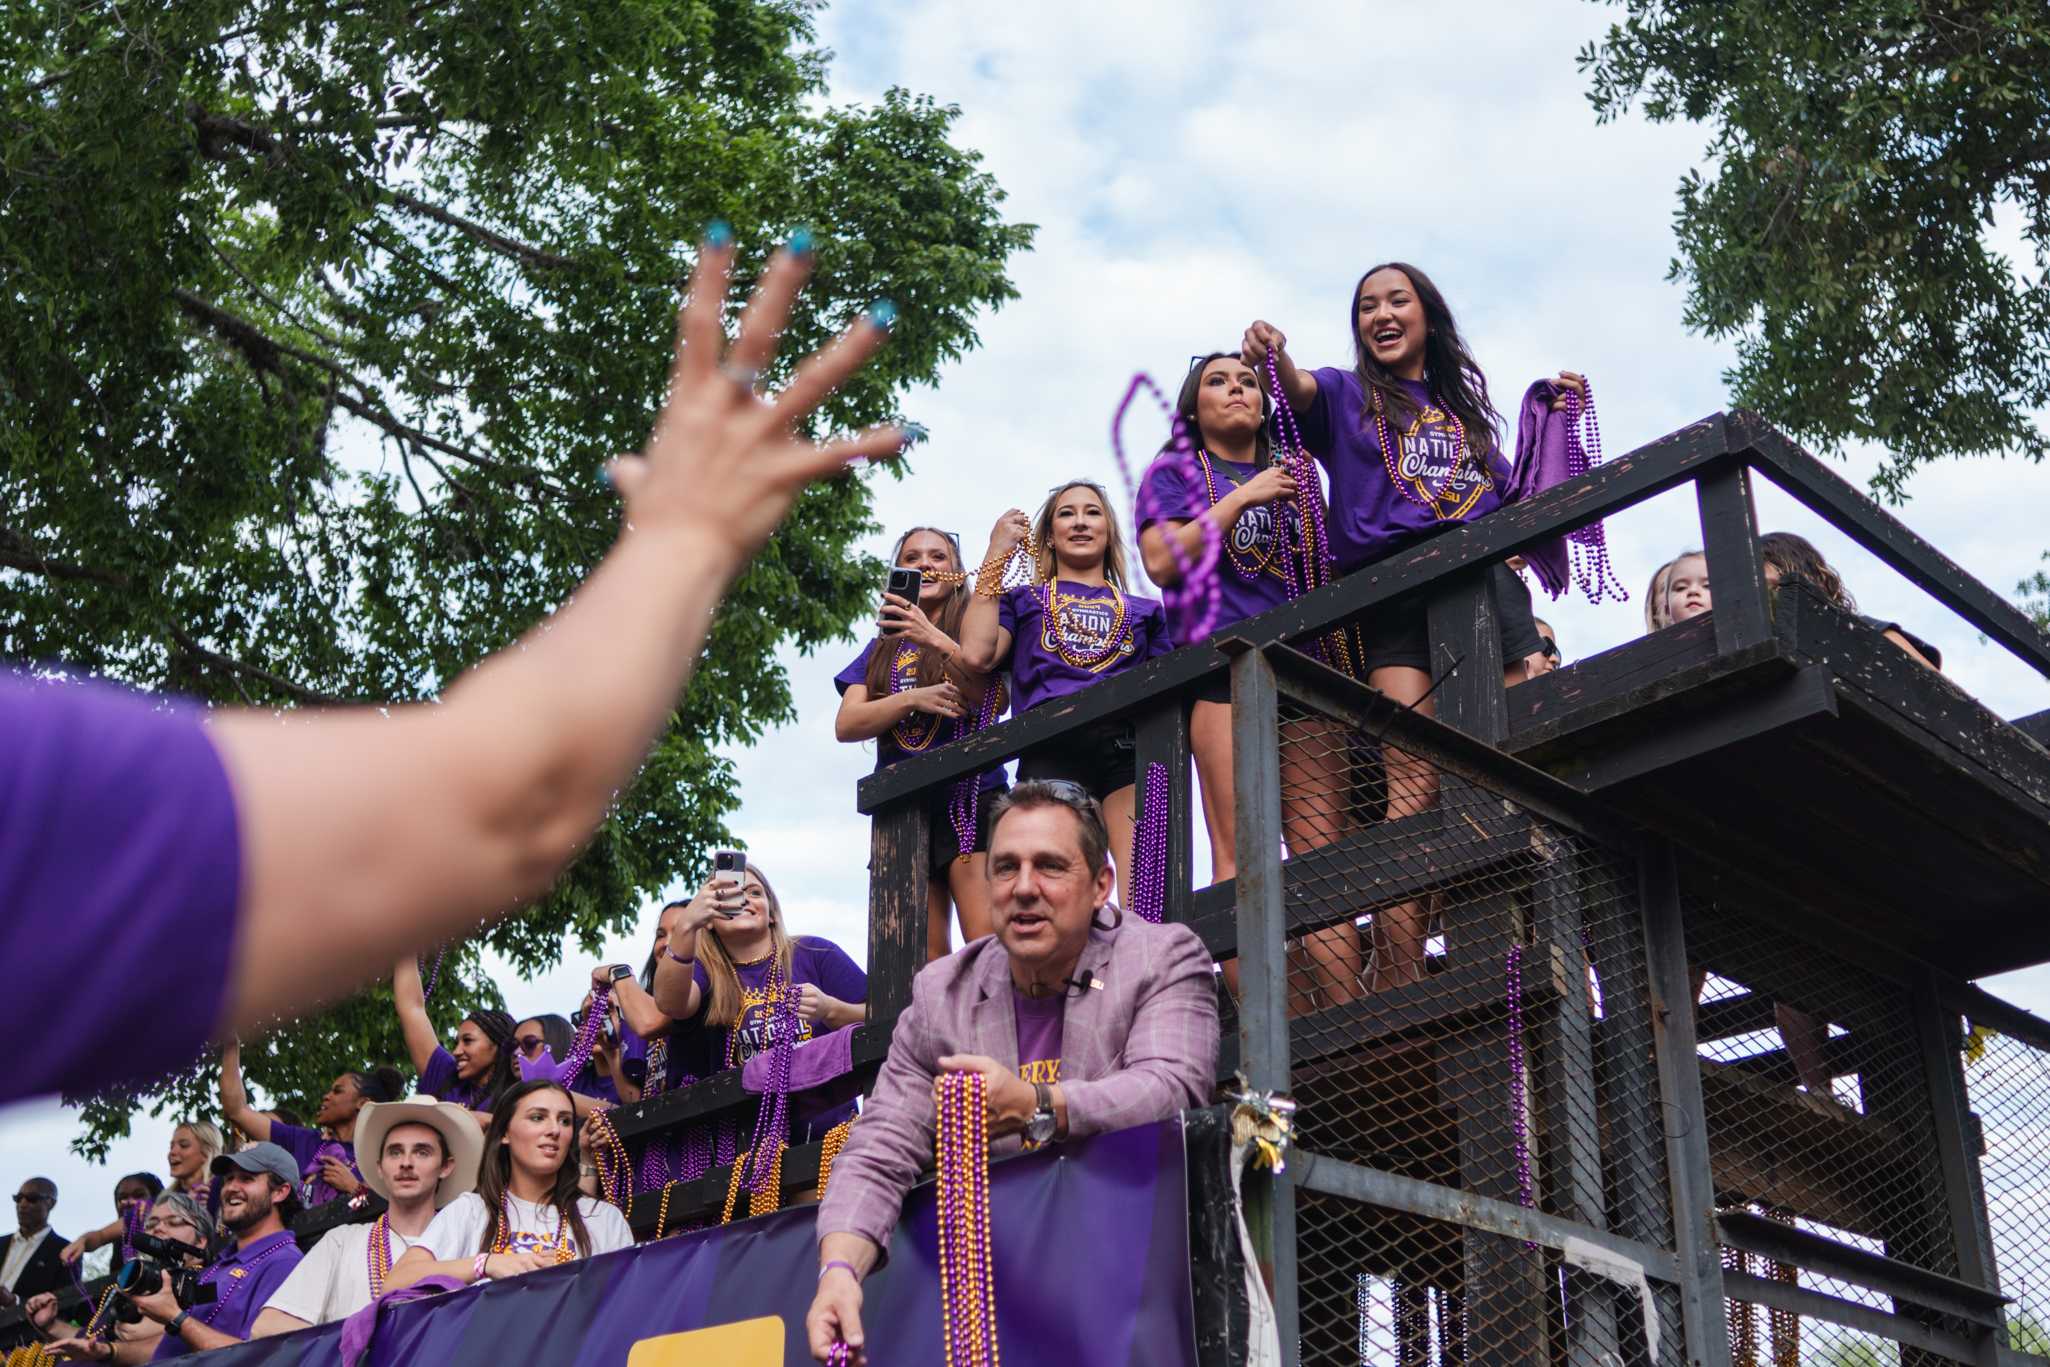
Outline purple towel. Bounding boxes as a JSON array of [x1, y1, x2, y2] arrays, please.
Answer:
[[339, 1275, 471, 1367], [742, 1026, 856, 1094], [1506, 379, 1574, 599]]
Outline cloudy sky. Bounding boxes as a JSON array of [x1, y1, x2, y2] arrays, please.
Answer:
[[7, 0, 2049, 1235]]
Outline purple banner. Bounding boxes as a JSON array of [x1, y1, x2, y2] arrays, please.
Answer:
[[207, 1119, 1195, 1366]]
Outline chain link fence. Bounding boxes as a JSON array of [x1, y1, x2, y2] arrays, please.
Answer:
[[1268, 696, 1680, 1366], [1959, 1021, 2050, 1356]]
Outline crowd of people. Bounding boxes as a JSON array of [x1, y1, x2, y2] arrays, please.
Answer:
[[1, 237, 1958, 1366]]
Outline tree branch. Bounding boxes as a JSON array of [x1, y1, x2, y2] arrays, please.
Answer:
[[165, 624, 345, 705], [0, 525, 132, 589], [385, 188, 579, 271]]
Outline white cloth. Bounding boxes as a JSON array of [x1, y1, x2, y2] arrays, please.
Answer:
[[260, 1220, 423, 1326], [0, 1227, 51, 1292], [416, 1194, 632, 1270]]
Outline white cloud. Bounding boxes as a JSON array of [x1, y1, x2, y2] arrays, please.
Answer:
[[11, 0, 2049, 1211]]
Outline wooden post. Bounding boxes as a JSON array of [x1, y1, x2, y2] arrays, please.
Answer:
[[865, 797, 930, 1027], [1694, 464, 1771, 655]]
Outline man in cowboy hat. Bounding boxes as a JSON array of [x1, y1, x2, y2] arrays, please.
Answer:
[[250, 1096, 481, 1333]]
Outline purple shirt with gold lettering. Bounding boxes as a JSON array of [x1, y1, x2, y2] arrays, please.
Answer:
[[996, 582, 1173, 714], [1012, 989, 1064, 1087]]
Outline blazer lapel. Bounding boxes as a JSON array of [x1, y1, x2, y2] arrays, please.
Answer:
[[971, 943, 1020, 1074], [1060, 922, 1121, 1082]]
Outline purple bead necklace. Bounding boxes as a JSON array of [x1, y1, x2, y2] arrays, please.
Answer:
[[553, 984, 612, 1090], [948, 680, 1004, 859], [1129, 762, 1170, 924], [1262, 352, 1358, 676], [1559, 381, 1627, 603], [419, 945, 447, 1000], [737, 985, 800, 1197], [936, 1071, 1000, 1367], [1112, 372, 1222, 644], [119, 1199, 147, 1263], [888, 640, 946, 753], [1505, 943, 1535, 1243]]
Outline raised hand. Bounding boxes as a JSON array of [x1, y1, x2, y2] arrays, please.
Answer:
[[1241, 320, 1288, 365]]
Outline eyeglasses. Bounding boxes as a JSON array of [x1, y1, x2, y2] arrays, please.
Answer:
[[516, 1035, 545, 1056], [1538, 638, 1561, 662]]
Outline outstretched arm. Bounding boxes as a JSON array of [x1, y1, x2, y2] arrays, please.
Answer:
[[392, 955, 442, 1077], [217, 1039, 274, 1143], [1240, 321, 1316, 411], [204, 239, 902, 1040]]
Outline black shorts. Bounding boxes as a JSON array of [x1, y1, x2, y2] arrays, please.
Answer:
[[1016, 717, 1137, 800], [1355, 562, 1542, 675], [1192, 672, 1232, 706], [924, 779, 1006, 878]]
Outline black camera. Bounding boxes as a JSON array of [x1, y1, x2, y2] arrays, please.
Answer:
[[115, 1231, 218, 1310]]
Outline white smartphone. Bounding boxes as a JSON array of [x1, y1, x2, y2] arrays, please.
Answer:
[[712, 850, 746, 912]]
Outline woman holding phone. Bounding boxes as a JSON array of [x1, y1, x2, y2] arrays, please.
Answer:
[[648, 860, 866, 1142], [834, 527, 1007, 958]]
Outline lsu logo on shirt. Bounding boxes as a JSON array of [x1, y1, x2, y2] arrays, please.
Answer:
[[1040, 598, 1135, 671], [1393, 400, 1493, 518]]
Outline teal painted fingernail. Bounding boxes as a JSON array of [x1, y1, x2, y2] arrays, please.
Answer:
[[599, 464, 615, 490], [868, 300, 897, 330], [787, 227, 815, 257], [705, 219, 733, 248]]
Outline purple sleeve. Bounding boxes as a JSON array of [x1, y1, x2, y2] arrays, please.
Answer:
[[418, 1045, 460, 1100], [268, 1122, 322, 1173], [797, 939, 869, 1013], [1140, 600, 1176, 661], [832, 639, 879, 696], [1301, 366, 1346, 458], [1137, 460, 1199, 532], [0, 674, 242, 1107]]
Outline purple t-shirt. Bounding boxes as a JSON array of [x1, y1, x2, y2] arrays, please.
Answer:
[[1138, 453, 1303, 640], [833, 637, 1004, 794], [151, 1229, 302, 1359], [1298, 369, 1513, 572], [269, 1122, 357, 1208], [1012, 990, 1065, 1087], [0, 672, 241, 1107], [418, 1045, 494, 1113], [996, 583, 1173, 714], [669, 937, 868, 1141]]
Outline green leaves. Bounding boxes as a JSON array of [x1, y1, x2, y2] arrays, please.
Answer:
[[5, 0, 1031, 1154], [1582, 0, 2050, 499]]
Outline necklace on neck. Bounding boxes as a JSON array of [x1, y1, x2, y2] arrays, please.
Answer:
[[493, 1190, 574, 1264], [887, 639, 946, 752], [1037, 579, 1131, 669], [1370, 386, 1487, 520], [1195, 450, 1286, 581]]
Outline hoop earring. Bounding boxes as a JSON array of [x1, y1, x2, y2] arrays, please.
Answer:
[[1092, 904, 1125, 932]]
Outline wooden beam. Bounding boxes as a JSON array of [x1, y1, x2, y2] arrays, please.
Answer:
[[1695, 463, 1771, 653]]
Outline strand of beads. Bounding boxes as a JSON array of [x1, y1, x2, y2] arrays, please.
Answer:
[[1560, 379, 1628, 604], [80, 1282, 123, 1343], [1111, 372, 1222, 644], [1040, 580, 1132, 668], [366, 1213, 394, 1299], [120, 1199, 147, 1263], [1505, 943, 1535, 1246], [494, 1188, 575, 1264], [947, 679, 1005, 859], [889, 640, 946, 753], [1262, 351, 1360, 678], [935, 1071, 1000, 1367], [419, 944, 447, 999], [1371, 387, 1485, 521], [738, 986, 800, 1196], [932, 535, 1040, 597], [816, 1118, 854, 1199], [588, 1109, 635, 1210], [1128, 763, 1169, 924], [553, 983, 612, 1090], [826, 1343, 854, 1367]]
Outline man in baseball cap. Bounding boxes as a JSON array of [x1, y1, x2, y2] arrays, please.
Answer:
[[249, 1096, 482, 1334], [126, 1141, 305, 1357]]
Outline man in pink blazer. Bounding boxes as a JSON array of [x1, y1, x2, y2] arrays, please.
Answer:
[[804, 780, 1220, 1364]]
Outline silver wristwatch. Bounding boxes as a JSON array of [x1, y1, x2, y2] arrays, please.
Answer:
[[1024, 1081, 1057, 1146]]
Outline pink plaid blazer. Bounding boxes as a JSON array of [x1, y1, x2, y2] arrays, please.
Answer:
[[815, 914, 1219, 1254]]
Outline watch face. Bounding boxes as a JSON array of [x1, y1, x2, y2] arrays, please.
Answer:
[[609, 964, 633, 982], [1025, 1111, 1057, 1144]]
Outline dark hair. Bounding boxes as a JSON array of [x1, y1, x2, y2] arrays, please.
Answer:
[[1174, 352, 1273, 468], [987, 780, 1112, 877], [272, 1183, 303, 1231], [115, 1172, 164, 1203], [463, 1009, 520, 1104], [863, 528, 972, 704], [1349, 262, 1504, 459], [1759, 531, 1855, 611], [474, 1081, 591, 1259], [644, 902, 689, 991], [342, 1066, 406, 1106], [515, 1014, 576, 1061]]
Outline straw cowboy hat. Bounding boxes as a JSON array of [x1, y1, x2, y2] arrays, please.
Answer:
[[352, 1096, 484, 1208]]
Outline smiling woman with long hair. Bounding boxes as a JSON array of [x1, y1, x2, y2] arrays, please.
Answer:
[[835, 526, 1008, 959], [387, 1081, 631, 1289], [392, 955, 518, 1120], [1245, 264, 1582, 990], [958, 481, 1174, 906]]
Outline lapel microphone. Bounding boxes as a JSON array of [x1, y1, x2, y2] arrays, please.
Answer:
[[1065, 970, 1103, 995]]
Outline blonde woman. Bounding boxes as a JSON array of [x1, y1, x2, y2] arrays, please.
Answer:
[[59, 1122, 224, 1266], [958, 481, 1175, 905], [649, 861, 866, 1143]]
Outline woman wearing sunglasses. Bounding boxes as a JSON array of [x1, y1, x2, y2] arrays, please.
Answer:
[[835, 526, 1007, 958]]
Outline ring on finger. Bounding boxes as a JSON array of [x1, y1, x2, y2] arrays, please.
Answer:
[[718, 361, 763, 393]]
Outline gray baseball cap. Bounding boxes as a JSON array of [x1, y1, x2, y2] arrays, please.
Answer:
[[210, 1141, 299, 1188]]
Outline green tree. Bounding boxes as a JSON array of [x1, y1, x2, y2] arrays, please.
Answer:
[[1579, 1, 2050, 500], [0, 0, 1031, 1156]]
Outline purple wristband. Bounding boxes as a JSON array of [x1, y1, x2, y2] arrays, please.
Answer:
[[664, 946, 694, 966], [819, 1259, 861, 1283]]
